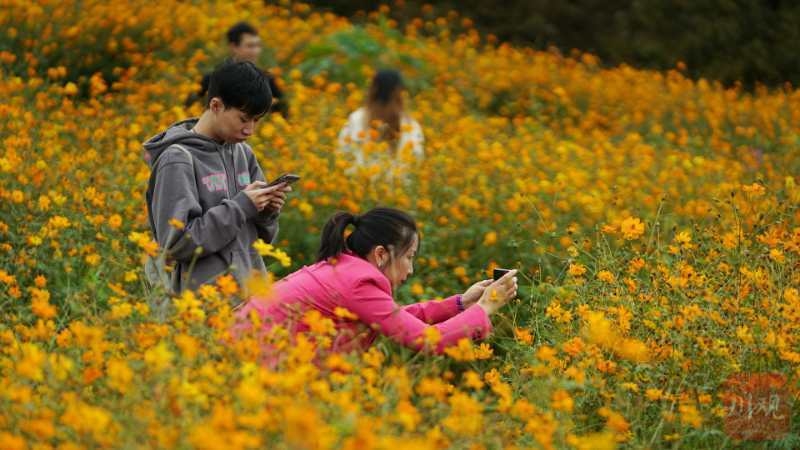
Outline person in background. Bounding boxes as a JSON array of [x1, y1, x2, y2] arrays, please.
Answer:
[[232, 207, 518, 360], [338, 69, 424, 167], [185, 21, 288, 117]]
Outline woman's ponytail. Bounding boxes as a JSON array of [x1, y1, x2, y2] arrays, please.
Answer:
[[316, 207, 418, 263], [317, 212, 357, 261]]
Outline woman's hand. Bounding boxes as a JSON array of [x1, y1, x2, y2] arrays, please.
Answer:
[[461, 279, 493, 308], [477, 270, 518, 316]]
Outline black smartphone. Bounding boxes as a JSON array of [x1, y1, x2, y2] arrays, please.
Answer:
[[493, 268, 512, 281], [265, 173, 300, 187]]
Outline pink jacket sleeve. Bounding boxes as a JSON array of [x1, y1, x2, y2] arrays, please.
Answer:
[[402, 295, 461, 324], [343, 278, 491, 354]]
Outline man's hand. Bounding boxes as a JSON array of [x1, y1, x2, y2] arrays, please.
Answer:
[[243, 182, 292, 213]]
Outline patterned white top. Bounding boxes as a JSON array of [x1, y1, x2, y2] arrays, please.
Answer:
[[337, 107, 425, 166]]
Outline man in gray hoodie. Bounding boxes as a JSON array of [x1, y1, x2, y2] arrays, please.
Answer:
[[144, 61, 291, 293]]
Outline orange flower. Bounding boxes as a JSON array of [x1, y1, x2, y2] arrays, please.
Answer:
[[216, 274, 238, 297]]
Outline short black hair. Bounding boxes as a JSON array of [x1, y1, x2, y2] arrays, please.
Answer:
[[227, 22, 258, 45], [206, 61, 273, 117]]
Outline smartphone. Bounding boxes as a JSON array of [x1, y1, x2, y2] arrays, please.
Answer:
[[493, 268, 512, 281], [265, 173, 300, 187]]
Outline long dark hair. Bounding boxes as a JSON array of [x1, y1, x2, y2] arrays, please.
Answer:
[[365, 69, 405, 145], [317, 207, 418, 262]]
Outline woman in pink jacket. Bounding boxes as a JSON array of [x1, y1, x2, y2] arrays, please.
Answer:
[[233, 207, 518, 356]]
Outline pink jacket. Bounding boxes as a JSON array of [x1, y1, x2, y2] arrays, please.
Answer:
[[232, 252, 492, 354]]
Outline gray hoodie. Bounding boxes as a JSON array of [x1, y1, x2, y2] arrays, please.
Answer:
[[144, 119, 279, 293]]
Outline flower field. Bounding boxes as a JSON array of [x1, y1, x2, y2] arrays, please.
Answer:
[[1, 1, 799, 448]]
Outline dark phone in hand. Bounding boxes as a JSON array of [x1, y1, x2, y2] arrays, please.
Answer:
[[266, 173, 300, 187], [493, 268, 511, 281]]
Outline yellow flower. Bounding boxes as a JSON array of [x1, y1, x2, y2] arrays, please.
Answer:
[[174, 333, 200, 360], [535, 345, 558, 363], [0, 432, 27, 450], [562, 337, 585, 356], [513, 327, 534, 345], [394, 400, 422, 431], [16, 343, 47, 382], [598, 406, 630, 434], [627, 257, 645, 273], [143, 341, 173, 373], [168, 217, 185, 230], [584, 311, 649, 362], [236, 375, 267, 408], [301, 309, 335, 335], [107, 214, 123, 229], [674, 230, 692, 246], [298, 200, 313, 217], [617, 338, 650, 363], [742, 182, 766, 196], [568, 263, 587, 277], [85, 253, 101, 266], [37, 194, 51, 211], [30, 288, 56, 319], [769, 248, 785, 262], [596, 270, 616, 283], [245, 271, 273, 296], [334, 306, 358, 320], [362, 347, 385, 368], [128, 231, 158, 256], [63, 81, 78, 95], [109, 302, 132, 320], [174, 290, 206, 322], [462, 370, 484, 390], [216, 274, 238, 297], [422, 326, 442, 348], [123, 270, 138, 283], [20, 418, 56, 440], [620, 216, 645, 240], [253, 238, 292, 267], [567, 432, 617, 450], [678, 403, 703, 428], [551, 389, 574, 412], [482, 230, 497, 245], [106, 358, 133, 394], [442, 392, 483, 436], [60, 401, 115, 442], [645, 388, 663, 401]]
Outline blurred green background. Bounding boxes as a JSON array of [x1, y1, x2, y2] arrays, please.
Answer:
[[310, 0, 800, 89]]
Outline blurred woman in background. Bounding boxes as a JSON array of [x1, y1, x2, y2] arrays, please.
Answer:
[[338, 69, 424, 167]]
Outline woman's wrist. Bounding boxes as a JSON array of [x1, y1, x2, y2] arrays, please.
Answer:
[[455, 295, 465, 312], [476, 300, 493, 316]]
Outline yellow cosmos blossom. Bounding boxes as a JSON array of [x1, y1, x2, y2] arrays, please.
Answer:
[[253, 238, 292, 267], [619, 217, 645, 240]]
